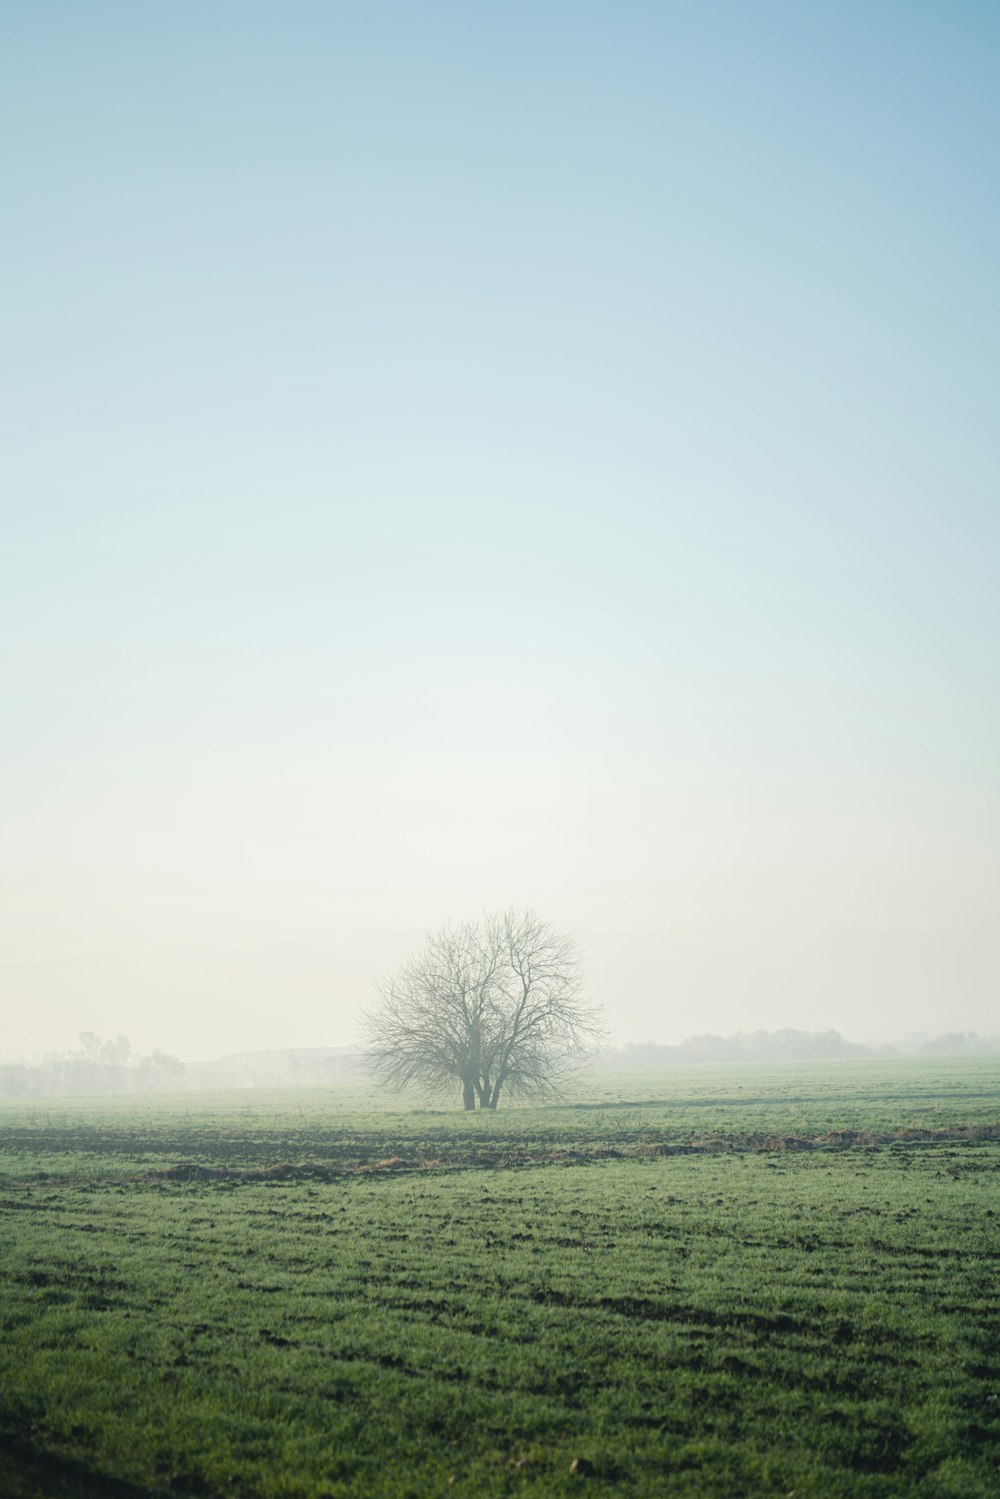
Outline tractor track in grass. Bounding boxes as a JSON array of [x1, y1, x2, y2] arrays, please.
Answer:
[[2, 1122, 998, 1192]]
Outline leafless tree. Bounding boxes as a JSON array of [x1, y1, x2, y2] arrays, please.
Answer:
[[363, 909, 603, 1109]]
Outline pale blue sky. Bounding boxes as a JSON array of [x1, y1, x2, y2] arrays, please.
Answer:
[[3, 2, 998, 1060]]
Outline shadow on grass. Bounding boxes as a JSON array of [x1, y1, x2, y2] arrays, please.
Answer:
[[0, 1434, 158, 1499]]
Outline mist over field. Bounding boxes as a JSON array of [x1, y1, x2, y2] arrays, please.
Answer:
[[3, 6, 999, 1074], [3, 1026, 997, 1103]]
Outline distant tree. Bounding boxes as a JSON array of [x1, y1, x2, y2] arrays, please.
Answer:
[[79, 1031, 132, 1067], [132, 1049, 186, 1089], [363, 908, 603, 1110], [925, 1031, 982, 1054]]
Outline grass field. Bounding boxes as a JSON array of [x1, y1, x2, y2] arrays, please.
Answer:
[[1, 1058, 998, 1497]]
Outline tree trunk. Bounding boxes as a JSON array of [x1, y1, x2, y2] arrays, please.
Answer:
[[462, 1077, 476, 1110]]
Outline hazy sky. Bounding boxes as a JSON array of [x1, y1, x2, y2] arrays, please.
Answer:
[[3, 2, 999, 1062]]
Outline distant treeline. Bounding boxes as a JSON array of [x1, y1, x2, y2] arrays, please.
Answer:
[[0, 1032, 184, 1100], [602, 1028, 999, 1067], [0, 1037, 361, 1099], [2, 1028, 997, 1099]]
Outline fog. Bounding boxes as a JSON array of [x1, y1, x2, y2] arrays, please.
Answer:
[[3, 5, 999, 1068]]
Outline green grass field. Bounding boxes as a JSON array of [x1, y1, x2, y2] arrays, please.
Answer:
[[1, 1058, 998, 1497]]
